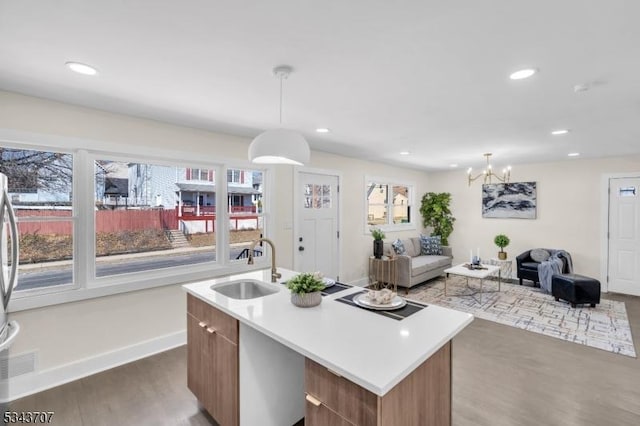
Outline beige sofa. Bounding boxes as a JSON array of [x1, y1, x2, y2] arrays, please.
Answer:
[[383, 237, 453, 293]]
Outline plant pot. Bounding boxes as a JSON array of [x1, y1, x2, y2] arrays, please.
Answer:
[[373, 239, 384, 259], [291, 291, 322, 308], [498, 251, 507, 260]]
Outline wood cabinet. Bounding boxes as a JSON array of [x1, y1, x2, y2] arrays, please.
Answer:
[[187, 294, 239, 426], [305, 341, 452, 426]]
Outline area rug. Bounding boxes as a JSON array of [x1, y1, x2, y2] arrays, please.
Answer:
[[406, 276, 636, 358]]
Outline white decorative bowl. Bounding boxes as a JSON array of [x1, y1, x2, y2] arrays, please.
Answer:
[[291, 291, 322, 308]]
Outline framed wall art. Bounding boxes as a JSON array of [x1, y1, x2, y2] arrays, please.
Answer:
[[482, 182, 537, 219]]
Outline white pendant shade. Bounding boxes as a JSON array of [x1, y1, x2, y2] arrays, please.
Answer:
[[248, 128, 310, 165]]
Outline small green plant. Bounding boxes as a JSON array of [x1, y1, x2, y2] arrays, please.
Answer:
[[370, 228, 386, 241], [494, 234, 510, 252], [286, 272, 326, 294]]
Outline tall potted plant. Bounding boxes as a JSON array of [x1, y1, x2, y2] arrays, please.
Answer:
[[419, 192, 455, 246], [494, 234, 510, 260], [371, 228, 385, 259]]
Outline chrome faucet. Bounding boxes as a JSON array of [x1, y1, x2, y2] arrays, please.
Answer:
[[247, 237, 281, 282]]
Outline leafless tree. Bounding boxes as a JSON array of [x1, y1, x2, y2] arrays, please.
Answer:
[[0, 148, 73, 193]]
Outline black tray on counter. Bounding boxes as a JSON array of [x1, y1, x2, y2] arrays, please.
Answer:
[[335, 291, 427, 321]]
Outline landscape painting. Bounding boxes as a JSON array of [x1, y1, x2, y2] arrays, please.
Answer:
[[482, 182, 537, 219]]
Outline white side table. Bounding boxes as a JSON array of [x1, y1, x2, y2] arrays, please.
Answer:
[[488, 258, 513, 280]]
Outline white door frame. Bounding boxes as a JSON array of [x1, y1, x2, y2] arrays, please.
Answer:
[[293, 167, 343, 280], [600, 171, 640, 293]]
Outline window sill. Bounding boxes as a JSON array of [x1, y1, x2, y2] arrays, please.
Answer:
[[8, 260, 272, 312], [367, 223, 417, 234]]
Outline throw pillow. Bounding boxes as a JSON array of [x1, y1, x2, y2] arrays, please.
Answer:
[[419, 234, 443, 255], [530, 248, 551, 263], [391, 238, 406, 255]]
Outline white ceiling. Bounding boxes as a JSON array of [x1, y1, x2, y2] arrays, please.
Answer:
[[1, 0, 639, 171]]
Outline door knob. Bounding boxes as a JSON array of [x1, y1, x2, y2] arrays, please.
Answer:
[[298, 246, 305, 251]]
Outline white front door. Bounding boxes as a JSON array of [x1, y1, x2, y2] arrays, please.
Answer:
[[608, 177, 640, 295], [295, 172, 340, 280]]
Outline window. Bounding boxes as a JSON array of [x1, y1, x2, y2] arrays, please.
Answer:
[[1, 139, 271, 310], [365, 177, 414, 232], [228, 169, 264, 261], [186, 168, 213, 181], [94, 159, 217, 279], [227, 169, 242, 184], [0, 147, 75, 292]]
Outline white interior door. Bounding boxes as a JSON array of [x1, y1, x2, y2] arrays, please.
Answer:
[[608, 177, 640, 295], [295, 172, 339, 280]]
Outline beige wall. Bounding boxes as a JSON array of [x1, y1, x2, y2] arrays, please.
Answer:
[[272, 152, 429, 284], [427, 156, 640, 282], [1, 91, 429, 378]]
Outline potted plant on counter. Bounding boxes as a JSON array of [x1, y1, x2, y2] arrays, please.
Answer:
[[286, 272, 326, 307], [371, 227, 385, 259], [494, 234, 510, 260]]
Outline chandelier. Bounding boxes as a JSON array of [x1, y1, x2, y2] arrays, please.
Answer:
[[467, 153, 511, 186]]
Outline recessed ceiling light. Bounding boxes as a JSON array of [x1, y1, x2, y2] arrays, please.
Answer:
[[551, 129, 570, 135], [449, 164, 458, 168], [315, 128, 330, 133], [509, 68, 537, 80], [65, 61, 98, 76], [399, 151, 410, 156], [568, 152, 580, 157]]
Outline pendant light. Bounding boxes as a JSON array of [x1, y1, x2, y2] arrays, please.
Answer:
[[248, 65, 310, 166]]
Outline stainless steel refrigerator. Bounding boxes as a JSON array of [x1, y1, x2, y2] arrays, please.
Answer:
[[0, 172, 20, 405]]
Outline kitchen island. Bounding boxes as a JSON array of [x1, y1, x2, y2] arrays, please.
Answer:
[[183, 268, 473, 426]]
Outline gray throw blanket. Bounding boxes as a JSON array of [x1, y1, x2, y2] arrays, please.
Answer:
[[538, 250, 573, 293]]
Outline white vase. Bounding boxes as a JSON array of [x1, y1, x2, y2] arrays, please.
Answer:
[[291, 291, 322, 308]]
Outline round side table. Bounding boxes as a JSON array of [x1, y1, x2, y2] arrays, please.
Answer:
[[368, 256, 398, 292], [488, 258, 513, 281]]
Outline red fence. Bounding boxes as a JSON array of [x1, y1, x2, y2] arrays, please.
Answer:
[[16, 209, 179, 235]]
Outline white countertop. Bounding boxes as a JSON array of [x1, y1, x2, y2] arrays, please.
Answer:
[[182, 268, 473, 396]]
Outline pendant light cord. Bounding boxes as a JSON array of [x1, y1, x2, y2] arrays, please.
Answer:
[[279, 74, 283, 125]]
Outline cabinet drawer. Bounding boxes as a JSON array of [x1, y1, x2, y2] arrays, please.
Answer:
[[305, 358, 378, 426], [305, 398, 355, 426], [187, 293, 238, 344]]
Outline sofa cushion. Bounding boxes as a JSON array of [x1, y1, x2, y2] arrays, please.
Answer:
[[406, 237, 421, 257], [530, 248, 551, 263], [521, 262, 540, 270], [411, 255, 451, 276], [419, 234, 443, 255], [391, 238, 406, 255]]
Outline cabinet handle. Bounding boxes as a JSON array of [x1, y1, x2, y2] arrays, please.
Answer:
[[206, 327, 217, 334], [198, 321, 208, 328], [305, 393, 322, 407]]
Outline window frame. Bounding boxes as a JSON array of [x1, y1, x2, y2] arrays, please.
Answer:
[[2, 133, 274, 312], [363, 175, 416, 234]]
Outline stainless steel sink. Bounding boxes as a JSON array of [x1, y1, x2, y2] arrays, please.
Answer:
[[210, 279, 280, 300]]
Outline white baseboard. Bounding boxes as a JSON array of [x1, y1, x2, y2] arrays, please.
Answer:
[[4, 330, 186, 403]]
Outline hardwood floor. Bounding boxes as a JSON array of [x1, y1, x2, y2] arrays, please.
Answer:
[[8, 293, 640, 426], [8, 347, 216, 426]]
